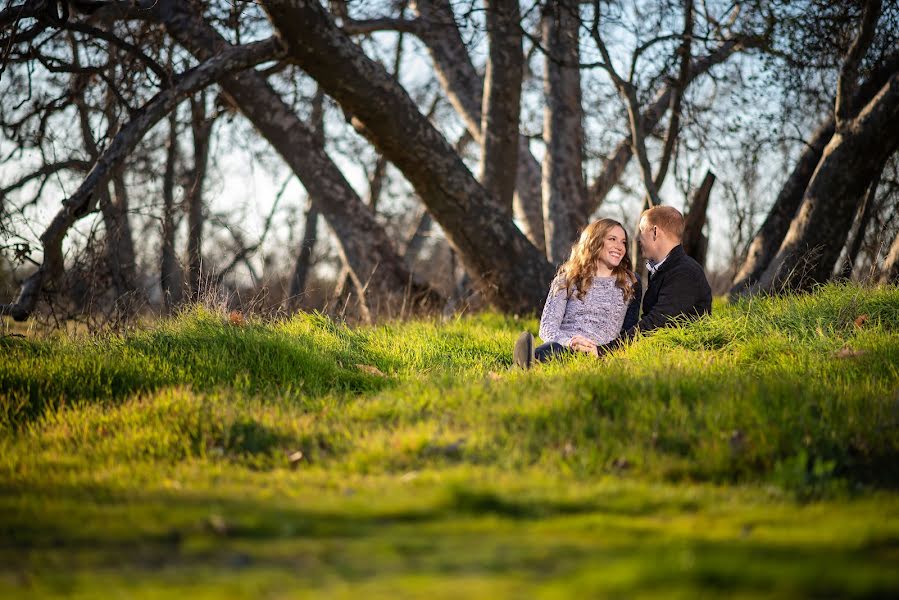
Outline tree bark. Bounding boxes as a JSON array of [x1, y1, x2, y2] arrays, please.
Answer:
[[730, 51, 899, 296], [160, 109, 182, 311], [755, 71, 899, 293], [682, 170, 715, 267], [542, 0, 587, 264], [73, 64, 139, 302], [1, 36, 283, 320], [479, 0, 522, 214], [106, 169, 139, 301], [288, 87, 325, 312], [728, 118, 835, 297], [837, 165, 882, 280], [288, 196, 318, 310], [185, 92, 213, 297], [261, 0, 554, 314], [403, 209, 433, 264], [150, 0, 439, 316], [412, 0, 545, 252]]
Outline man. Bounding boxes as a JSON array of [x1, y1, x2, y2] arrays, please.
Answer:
[[569, 205, 712, 357]]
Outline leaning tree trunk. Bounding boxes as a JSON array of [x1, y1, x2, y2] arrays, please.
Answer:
[[152, 0, 440, 315], [756, 72, 899, 293], [729, 51, 899, 297], [745, 6, 898, 295], [542, 0, 587, 264], [260, 0, 554, 314], [682, 170, 715, 267], [479, 0, 522, 214], [728, 118, 834, 298], [836, 165, 882, 280], [412, 0, 545, 252]]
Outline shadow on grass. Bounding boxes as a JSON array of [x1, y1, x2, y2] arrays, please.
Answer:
[[0, 323, 390, 428]]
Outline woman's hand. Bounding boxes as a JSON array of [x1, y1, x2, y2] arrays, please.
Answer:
[[569, 335, 599, 357]]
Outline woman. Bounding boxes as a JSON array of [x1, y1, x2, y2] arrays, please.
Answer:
[[514, 218, 641, 369]]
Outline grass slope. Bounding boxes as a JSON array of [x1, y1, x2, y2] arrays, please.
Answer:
[[1, 283, 898, 597]]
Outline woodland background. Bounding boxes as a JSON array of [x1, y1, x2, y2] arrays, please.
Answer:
[[1, 0, 898, 327]]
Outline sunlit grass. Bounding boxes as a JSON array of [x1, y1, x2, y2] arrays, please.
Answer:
[[1, 283, 898, 597]]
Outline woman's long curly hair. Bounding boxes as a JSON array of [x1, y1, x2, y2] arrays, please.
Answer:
[[554, 218, 637, 302]]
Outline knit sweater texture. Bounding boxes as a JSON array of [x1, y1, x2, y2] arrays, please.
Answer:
[[539, 275, 632, 346]]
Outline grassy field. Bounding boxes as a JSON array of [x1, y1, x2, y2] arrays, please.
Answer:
[[2, 283, 898, 598]]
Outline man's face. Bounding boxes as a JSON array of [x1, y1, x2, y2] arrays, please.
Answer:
[[638, 217, 659, 262]]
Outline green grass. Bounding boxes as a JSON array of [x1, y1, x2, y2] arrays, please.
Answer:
[[2, 283, 898, 597]]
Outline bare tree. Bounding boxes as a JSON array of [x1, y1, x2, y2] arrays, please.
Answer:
[[480, 0, 522, 214], [185, 90, 216, 298], [160, 108, 183, 311], [1, 35, 284, 320], [542, 0, 587, 263], [287, 87, 325, 312], [260, 0, 554, 314], [94, 0, 442, 316], [754, 0, 899, 293]]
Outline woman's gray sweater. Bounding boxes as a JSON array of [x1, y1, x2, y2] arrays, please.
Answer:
[[538, 275, 630, 346]]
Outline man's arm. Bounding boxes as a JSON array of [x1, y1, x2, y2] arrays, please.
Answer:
[[621, 277, 642, 333], [597, 264, 706, 356], [624, 267, 701, 336]]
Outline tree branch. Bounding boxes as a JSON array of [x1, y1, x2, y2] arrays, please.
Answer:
[[341, 16, 422, 36], [835, 0, 882, 124], [0, 36, 284, 320], [0, 159, 91, 197], [653, 0, 693, 191]]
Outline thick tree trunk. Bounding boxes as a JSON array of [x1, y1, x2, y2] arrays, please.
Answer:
[[160, 110, 182, 311], [106, 170, 139, 300], [0, 37, 283, 320], [730, 53, 899, 296], [479, 0, 522, 214], [542, 0, 586, 264], [261, 0, 554, 314], [755, 71, 899, 293], [728, 118, 834, 297], [837, 166, 882, 280], [682, 170, 715, 267], [153, 0, 440, 316], [412, 0, 545, 252], [186, 92, 213, 298]]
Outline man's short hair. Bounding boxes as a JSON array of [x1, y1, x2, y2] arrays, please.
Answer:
[[641, 205, 685, 241]]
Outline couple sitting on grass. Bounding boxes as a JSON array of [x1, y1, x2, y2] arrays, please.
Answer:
[[514, 205, 712, 369]]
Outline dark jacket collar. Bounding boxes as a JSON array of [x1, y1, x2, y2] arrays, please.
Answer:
[[650, 245, 685, 279]]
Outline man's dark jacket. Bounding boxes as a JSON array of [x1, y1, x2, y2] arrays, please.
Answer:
[[602, 245, 711, 354]]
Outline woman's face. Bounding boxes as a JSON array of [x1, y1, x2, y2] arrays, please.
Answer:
[[597, 225, 627, 270]]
